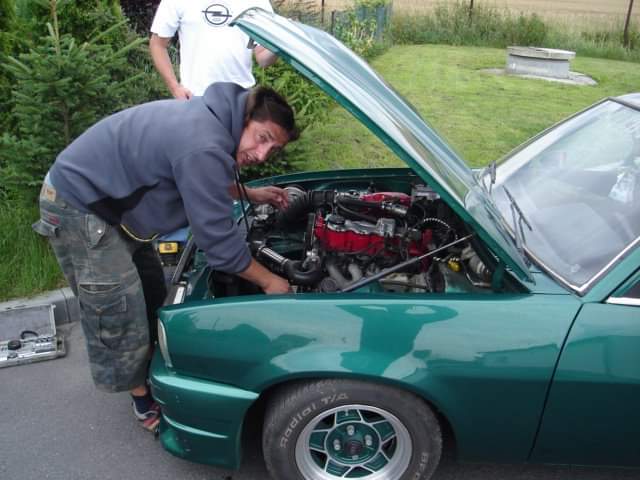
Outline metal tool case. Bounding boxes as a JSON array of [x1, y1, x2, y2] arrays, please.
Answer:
[[0, 304, 66, 368]]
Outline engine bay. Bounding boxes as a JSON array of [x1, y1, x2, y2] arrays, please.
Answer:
[[206, 175, 512, 298]]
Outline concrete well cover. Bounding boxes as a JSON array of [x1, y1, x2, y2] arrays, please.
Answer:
[[506, 46, 577, 79], [507, 46, 576, 60]]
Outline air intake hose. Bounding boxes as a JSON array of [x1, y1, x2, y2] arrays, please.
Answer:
[[276, 190, 336, 226], [254, 246, 323, 286]]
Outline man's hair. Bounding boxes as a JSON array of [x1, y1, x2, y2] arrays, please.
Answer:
[[245, 86, 300, 142]]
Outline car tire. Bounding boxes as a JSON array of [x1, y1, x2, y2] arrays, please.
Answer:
[[263, 379, 442, 480]]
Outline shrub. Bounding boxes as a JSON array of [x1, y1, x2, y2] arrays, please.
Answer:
[[0, 0, 17, 131], [334, 12, 378, 57], [16, 0, 163, 96], [0, 0, 16, 52], [15, 0, 123, 42], [333, 0, 392, 58], [0, 0, 159, 201]]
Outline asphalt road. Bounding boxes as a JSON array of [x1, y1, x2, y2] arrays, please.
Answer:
[[1, 322, 638, 480]]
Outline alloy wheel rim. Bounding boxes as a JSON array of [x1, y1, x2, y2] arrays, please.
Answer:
[[295, 404, 412, 479]]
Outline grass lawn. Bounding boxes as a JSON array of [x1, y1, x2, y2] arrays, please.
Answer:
[[0, 202, 64, 302], [292, 44, 640, 170]]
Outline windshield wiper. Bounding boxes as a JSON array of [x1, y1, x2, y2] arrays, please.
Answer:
[[503, 186, 532, 260], [478, 160, 497, 195]]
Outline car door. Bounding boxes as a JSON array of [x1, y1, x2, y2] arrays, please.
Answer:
[[531, 269, 640, 467]]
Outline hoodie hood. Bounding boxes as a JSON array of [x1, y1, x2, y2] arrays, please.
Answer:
[[202, 82, 249, 148]]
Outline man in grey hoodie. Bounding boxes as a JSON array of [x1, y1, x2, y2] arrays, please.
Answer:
[[33, 82, 299, 428]]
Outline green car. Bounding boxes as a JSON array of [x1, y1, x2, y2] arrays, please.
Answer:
[[149, 9, 640, 480]]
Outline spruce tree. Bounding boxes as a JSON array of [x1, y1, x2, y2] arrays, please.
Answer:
[[0, 0, 17, 130], [0, 0, 146, 201], [0, 0, 16, 51], [18, 0, 123, 42]]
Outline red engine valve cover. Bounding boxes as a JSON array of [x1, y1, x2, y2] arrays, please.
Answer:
[[360, 192, 411, 205], [314, 216, 386, 254], [314, 216, 433, 259]]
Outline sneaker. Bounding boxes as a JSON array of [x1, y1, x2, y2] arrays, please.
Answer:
[[131, 394, 160, 421], [141, 414, 161, 435]]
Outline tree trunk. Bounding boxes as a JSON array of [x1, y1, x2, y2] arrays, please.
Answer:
[[469, 0, 475, 21], [624, 0, 635, 49]]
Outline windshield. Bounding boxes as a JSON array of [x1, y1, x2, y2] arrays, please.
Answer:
[[493, 99, 640, 292]]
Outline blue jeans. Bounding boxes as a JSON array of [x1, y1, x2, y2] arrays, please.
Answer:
[[33, 182, 167, 392]]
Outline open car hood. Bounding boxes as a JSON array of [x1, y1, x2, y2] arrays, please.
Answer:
[[233, 9, 533, 282]]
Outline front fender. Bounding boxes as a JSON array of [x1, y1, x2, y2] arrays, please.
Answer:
[[161, 293, 580, 462]]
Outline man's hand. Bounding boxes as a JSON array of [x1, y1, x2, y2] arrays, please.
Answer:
[[262, 274, 292, 294], [171, 84, 193, 100], [248, 186, 289, 209], [238, 258, 292, 294]]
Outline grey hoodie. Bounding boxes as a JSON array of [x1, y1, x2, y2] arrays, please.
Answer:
[[49, 82, 251, 274]]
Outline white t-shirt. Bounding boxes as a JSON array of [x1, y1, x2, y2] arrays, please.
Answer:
[[151, 0, 273, 95]]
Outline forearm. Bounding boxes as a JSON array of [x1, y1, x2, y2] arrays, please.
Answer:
[[237, 258, 269, 288], [228, 184, 261, 202], [228, 183, 243, 200], [149, 35, 180, 94], [254, 46, 278, 68]]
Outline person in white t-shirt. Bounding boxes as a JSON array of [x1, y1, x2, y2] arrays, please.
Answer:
[[150, 0, 277, 99]]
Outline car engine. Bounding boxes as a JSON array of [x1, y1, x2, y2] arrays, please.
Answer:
[[208, 183, 494, 296]]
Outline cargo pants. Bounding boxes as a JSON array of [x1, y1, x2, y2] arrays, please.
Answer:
[[33, 182, 167, 392]]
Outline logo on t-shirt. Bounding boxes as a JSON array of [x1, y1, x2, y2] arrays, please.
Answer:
[[202, 4, 232, 26]]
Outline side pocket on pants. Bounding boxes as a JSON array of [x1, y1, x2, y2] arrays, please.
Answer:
[[78, 283, 147, 352]]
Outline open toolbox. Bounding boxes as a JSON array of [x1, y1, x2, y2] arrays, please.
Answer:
[[0, 304, 66, 367]]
